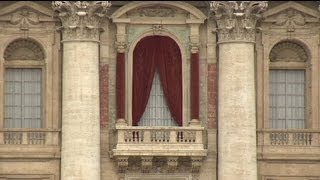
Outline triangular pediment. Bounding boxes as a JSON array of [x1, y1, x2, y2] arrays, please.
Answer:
[[0, 1, 54, 23], [263, 1, 319, 24]]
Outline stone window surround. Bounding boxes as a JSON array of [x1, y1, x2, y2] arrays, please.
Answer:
[[0, 36, 56, 130], [262, 39, 312, 129], [111, 1, 206, 127], [0, 38, 45, 129]]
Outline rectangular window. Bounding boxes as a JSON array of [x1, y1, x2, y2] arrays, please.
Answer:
[[5, 68, 42, 128], [269, 70, 305, 129]]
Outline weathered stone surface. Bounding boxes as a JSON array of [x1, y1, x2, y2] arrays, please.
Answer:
[[218, 43, 257, 180], [61, 42, 101, 180]]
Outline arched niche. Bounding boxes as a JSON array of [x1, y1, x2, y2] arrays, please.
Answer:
[[4, 38, 45, 61]]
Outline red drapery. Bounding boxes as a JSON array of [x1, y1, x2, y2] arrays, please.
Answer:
[[132, 36, 182, 126]]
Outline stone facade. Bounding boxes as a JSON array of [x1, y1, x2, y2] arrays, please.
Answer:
[[0, 1, 319, 180]]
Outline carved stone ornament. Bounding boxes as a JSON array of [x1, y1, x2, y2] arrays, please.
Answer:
[[115, 41, 127, 53], [152, 24, 163, 35], [117, 156, 129, 173], [210, 1, 268, 43], [274, 9, 305, 32], [141, 156, 153, 173], [4, 38, 45, 61], [191, 156, 203, 173], [270, 41, 308, 62], [52, 1, 111, 41], [167, 157, 178, 173], [139, 6, 175, 17], [10, 8, 39, 30]]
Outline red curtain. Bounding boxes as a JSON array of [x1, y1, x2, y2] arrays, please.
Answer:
[[132, 36, 182, 126]]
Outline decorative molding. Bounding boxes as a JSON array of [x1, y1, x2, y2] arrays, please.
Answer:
[[4, 38, 45, 61], [269, 41, 308, 62], [115, 41, 127, 53], [210, 1, 268, 43], [191, 157, 203, 173], [0, 1, 54, 18], [152, 24, 162, 35], [10, 8, 39, 30], [190, 43, 199, 54], [274, 9, 306, 32], [52, 1, 111, 41], [117, 156, 129, 173], [263, 1, 319, 21], [167, 157, 178, 173], [189, 34, 200, 54], [141, 156, 153, 173], [111, 1, 206, 20], [139, 6, 175, 17]]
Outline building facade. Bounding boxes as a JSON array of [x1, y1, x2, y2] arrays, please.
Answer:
[[0, 1, 319, 180]]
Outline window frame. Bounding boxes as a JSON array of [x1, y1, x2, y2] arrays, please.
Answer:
[[265, 42, 310, 129], [3, 60, 46, 129]]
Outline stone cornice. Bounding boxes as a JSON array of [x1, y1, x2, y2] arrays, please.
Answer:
[[52, 1, 111, 42], [210, 1, 268, 43]]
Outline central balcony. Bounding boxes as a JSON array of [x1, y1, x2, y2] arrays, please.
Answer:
[[111, 125, 207, 173]]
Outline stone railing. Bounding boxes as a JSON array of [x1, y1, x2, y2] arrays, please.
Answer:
[[257, 129, 320, 146], [112, 125, 207, 157], [257, 129, 320, 160], [0, 129, 60, 145]]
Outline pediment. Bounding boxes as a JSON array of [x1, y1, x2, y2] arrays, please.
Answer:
[[0, 1, 54, 23], [111, 1, 206, 24], [263, 1, 319, 25]]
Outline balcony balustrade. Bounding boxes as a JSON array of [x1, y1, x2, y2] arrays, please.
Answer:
[[111, 125, 207, 173], [0, 129, 61, 158], [257, 129, 320, 160], [112, 126, 207, 157]]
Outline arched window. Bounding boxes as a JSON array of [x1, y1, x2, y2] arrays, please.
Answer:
[[132, 36, 182, 126], [269, 41, 308, 129], [3, 38, 45, 128]]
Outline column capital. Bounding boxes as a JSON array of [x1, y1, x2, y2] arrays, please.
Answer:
[[190, 43, 199, 54], [115, 41, 127, 53], [52, 1, 111, 42], [210, 1, 267, 43]]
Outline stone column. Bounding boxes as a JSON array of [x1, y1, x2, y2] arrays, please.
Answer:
[[210, 2, 267, 180], [189, 23, 201, 126], [52, 2, 111, 180], [115, 23, 127, 125]]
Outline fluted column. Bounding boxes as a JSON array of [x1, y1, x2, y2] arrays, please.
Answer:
[[210, 2, 267, 180], [52, 2, 111, 180]]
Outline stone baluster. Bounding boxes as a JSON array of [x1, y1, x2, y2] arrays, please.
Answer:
[[52, 1, 111, 180], [210, 1, 268, 180]]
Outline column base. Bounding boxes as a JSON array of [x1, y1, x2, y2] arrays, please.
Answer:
[[116, 118, 127, 127], [189, 119, 200, 126]]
